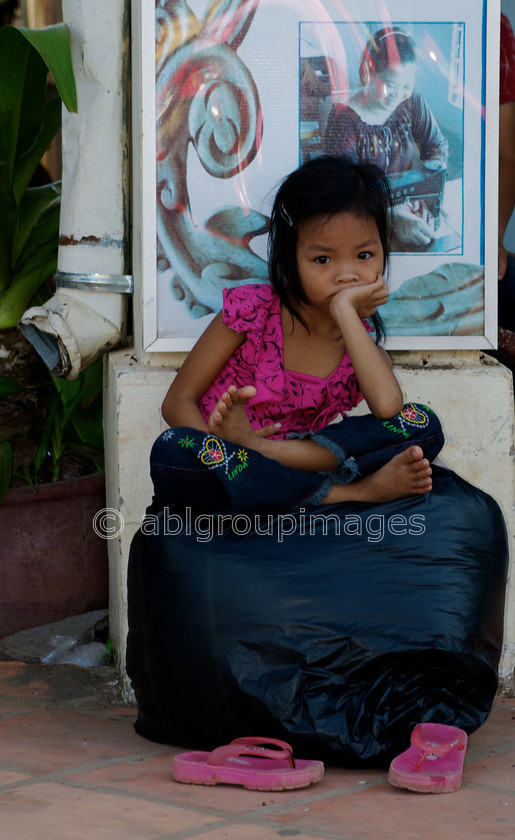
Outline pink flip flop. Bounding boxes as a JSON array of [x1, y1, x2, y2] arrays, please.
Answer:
[[388, 723, 468, 794], [172, 736, 325, 791]]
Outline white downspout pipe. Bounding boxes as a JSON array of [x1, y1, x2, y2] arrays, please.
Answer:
[[18, 0, 131, 379]]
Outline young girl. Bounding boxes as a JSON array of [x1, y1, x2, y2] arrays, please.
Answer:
[[325, 27, 448, 248], [151, 155, 444, 514]]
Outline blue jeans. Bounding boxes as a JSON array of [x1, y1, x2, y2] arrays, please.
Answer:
[[150, 403, 444, 514]]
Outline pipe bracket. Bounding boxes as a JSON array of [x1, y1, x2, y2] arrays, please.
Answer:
[[55, 271, 134, 294]]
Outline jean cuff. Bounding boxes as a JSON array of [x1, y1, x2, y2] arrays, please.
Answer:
[[300, 476, 333, 507], [288, 430, 360, 484], [310, 433, 360, 484]]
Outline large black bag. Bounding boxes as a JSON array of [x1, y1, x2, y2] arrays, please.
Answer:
[[126, 467, 508, 767]]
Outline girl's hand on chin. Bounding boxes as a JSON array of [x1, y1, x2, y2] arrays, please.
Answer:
[[330, 274, 388, 318]]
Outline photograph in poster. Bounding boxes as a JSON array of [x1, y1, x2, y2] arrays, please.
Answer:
[[145, 0, 497, 350]]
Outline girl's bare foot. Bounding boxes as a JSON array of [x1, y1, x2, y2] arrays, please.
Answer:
[[324, 446, 433, 504], [208, 385, 259, 446]]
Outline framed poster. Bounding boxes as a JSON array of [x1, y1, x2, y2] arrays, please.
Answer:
[[135, 0, 500, 351]]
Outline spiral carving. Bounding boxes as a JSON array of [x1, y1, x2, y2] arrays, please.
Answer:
[[158, 42, 261, 178], [155, 0, 267, 319]]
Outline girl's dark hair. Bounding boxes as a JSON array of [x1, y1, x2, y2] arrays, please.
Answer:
[[268, 155, 392, 343], [360, 27, 416, 83]]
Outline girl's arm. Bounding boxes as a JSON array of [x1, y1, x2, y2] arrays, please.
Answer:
[[329, 276, 404, 418], [161, 312, 245, 430]]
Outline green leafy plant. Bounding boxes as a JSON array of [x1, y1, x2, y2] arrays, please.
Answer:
[[0, 22, 77, 329], [0, 22, 103, 505], [0, 356, 104, 502]]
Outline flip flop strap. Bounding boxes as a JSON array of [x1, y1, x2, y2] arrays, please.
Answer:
[[231, 736, 293, 752], [411, 724, 466, 772], [207, 739, 294, 768], [231, 736, 295, 767]]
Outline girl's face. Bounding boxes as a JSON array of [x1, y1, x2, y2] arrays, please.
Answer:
[[370, 61, 416, 113], [296, 211, 384, 313]]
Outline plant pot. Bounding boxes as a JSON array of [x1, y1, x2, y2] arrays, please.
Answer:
[[0, 472, 109, 639]]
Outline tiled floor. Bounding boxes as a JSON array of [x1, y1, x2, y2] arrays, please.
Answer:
[[0, 660, 513, 840]]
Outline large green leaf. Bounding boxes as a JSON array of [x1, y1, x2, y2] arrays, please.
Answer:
[[52, 373, 83, 407], [13, 96, 62, 205], [0, 23, 75, 325], [0, 27, 66, 202], [12, 223, 59, 278], [0, 28, 31, 190], [71, 399, 104, 452], [15, 24, 77, 114], [11, 182, 61, 268], [51, 360, 105, 453], [0, 191, 16, 293], [16, 46, 48, 160], [53, 361, 104, 452], [0, 253, 57, 329]]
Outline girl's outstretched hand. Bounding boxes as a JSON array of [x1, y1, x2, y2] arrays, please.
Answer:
[[330, 273, 389, 319]]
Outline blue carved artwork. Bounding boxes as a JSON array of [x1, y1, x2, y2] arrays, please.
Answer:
[[156, 0, 269, 319], [384, 263, 484, 335], [150, 1, 493, 346]]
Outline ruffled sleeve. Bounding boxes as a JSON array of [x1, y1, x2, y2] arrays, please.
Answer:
[[222, 284, 276, 337]]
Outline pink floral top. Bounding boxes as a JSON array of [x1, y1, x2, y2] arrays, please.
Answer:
[[198, 284, 367, 439]]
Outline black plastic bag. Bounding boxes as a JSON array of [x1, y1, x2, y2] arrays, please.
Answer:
[[126, 467, 508, 767]]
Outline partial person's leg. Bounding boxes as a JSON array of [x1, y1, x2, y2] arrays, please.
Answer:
[[311, 403, 444, 483], [150, 427, 330, 513]]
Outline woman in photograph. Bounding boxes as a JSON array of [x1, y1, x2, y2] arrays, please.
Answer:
[[325, 26, 449, 248]]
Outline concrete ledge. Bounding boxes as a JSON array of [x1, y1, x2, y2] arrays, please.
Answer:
[[0, 611, 109, 664]]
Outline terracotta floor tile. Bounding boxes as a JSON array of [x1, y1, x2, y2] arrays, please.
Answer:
[[0, 697, 38, 716], [467, 699, 515, 753], [260, 780, 515, 840], [0, 662, 513, 840], [465, 746, 515, 791], [0, 708, 167, 774], [0, 662, 121, 709], [66, 752, 386, 814], [488, 697, 515, 721], [0, 782, 222, 840], [0, 661, 53, 700], [187, 825, 332, 840], [0, 770, 32, 785], [101, 705, 138, 719]]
